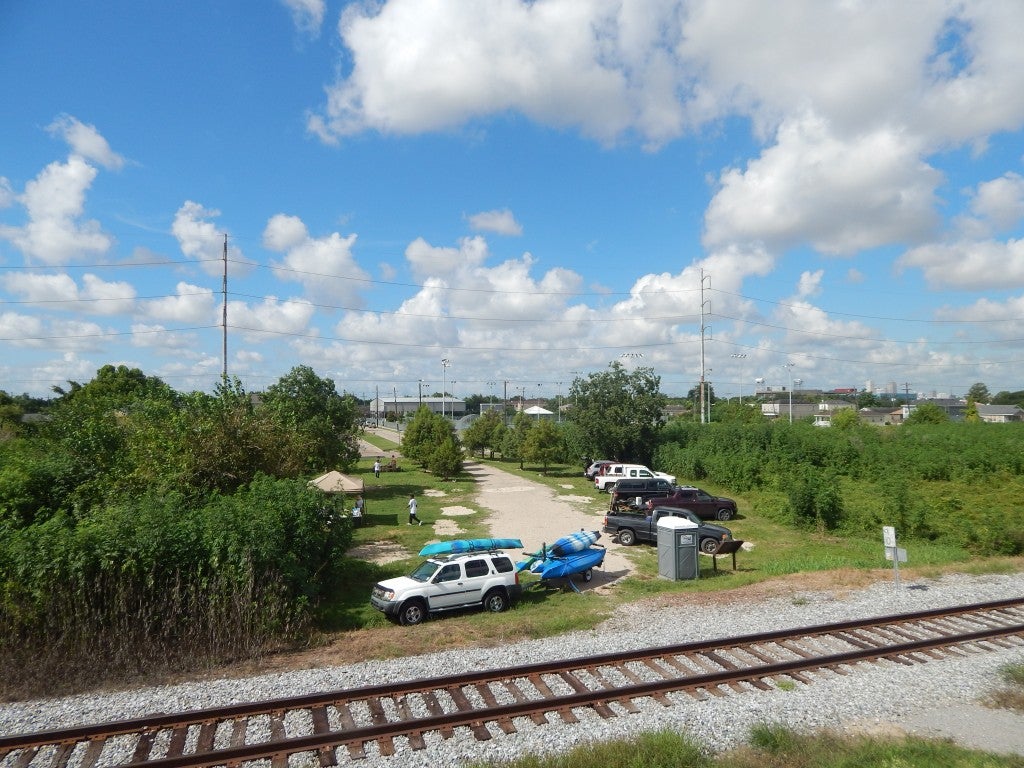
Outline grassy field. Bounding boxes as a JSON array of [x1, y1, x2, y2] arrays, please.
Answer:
[[329, 431, 1022, 648]]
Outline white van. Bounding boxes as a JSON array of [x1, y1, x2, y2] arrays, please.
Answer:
[[594, 463, 676, 491]]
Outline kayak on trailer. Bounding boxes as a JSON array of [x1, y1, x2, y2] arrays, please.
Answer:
[[528, 546, 606, 581], [516, 530, 601, 572], [418, 538, 524, 557]]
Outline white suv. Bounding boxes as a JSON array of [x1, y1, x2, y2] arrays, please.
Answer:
[[370, 551, 522, 625], [594, 463, 677, 491]]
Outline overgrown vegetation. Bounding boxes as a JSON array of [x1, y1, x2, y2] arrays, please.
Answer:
[[654, 419, 1024, 555], [0, 365, 358, 697]]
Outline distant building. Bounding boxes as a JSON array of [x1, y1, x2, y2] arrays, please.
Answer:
[[976, 404, 1024, 423], [369, 396, 465, 418]]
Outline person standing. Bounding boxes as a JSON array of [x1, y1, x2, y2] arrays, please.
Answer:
[[351, 495, 364, 527], [407, 493, 422, 525], [373, 458, 381, 478]]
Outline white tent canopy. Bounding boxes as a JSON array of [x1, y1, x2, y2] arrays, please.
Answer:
[[523, 405, 553, 415], [309, 470, 364, 494]]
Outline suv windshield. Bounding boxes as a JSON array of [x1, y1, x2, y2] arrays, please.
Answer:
[[409, 560, 440, 582]]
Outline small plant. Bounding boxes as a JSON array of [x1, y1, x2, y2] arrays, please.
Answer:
[[775, 679, 797, 692], [986, 663, 1024, 713]]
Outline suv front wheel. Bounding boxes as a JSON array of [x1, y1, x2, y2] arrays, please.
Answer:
[[482, 588, 509, 613], [715, 508, 734, 521], [399, 599, 428, 625]]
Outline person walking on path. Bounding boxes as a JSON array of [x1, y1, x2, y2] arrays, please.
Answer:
[[407, 493, 422, 525], [373, 459, 381, 478]]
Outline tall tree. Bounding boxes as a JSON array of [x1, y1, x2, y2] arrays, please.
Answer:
[[522, 418, 564, 473], [904, 402, 950, 425], [567, 362, 666, 465], [260, 366, 359, 471], [966, 382, 991, 404]]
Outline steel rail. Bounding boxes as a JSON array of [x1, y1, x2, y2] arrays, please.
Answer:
[[118, 618, 1024, 768], [2, 596, 1022, 767]]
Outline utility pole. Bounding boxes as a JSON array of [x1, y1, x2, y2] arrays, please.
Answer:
[[699, 269, 711, 424], [221, 234, 228, 384]]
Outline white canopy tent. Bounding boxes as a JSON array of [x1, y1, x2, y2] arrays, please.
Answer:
[[308, 470, 364, 494]]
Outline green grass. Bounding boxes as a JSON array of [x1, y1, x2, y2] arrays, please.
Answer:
[[464, 727, 1024, 768], [324, 448, 1024, 649]]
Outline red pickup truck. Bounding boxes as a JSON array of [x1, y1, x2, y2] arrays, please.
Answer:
[[644, 486, 737, 521]]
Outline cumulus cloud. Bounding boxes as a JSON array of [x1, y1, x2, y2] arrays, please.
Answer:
[[280, 0, 324, 36], [0, 177, 13, 208], [228, 296, 317, 341], [468, 208, 523, 236], [898, 238, 1024, 290], [0, 155, 113, 265], [262, 213, 369, 306], [967, 172, 1024, 232], [309, 0, 686, 146], [46, 114, 125, 170], [309, 2, 1024, 151], [703, 113, 941, 255], [0, 271, 135, 314], [172, 201, 247, 277], [144, 282, 216, 323], [130, 323, 201, 351]]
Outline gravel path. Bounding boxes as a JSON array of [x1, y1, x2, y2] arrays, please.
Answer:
[[464, 459, 633, 587], [2, 456, 1023, 764]]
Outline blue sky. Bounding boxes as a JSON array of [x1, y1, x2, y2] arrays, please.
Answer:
[[2, 1, 1024, 402]]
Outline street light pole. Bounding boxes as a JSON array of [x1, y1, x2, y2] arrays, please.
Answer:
[[731, 353, 747, 405], [784, 363, 798, 423], [441, 358, 451, 419]]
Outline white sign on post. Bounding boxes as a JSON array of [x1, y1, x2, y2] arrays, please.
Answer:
[[882, 526, 901, 588]]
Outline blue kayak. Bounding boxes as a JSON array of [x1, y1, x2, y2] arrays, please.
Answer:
[[419, 538, 523, 557], [529, 546, 606, 580]]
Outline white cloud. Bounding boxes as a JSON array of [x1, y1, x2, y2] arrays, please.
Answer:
[[280, 0, 324, 36], [144, 282, 216, 323], [0, 272, 135, 315], [0, 312, 46, 346], [171, 201, 246, 277], [262, 214, 369, 305], [310, 0, 685, 146], [0, 177, 13, 208], [0, 155, 113, 265], [935, 294, 1024, 340], [46, 114, 125, 170], [968, 172, 1024, 232], [468, 208, 523, 236], [228, 296, 316, 340], [703, 113, 941, 255], [898, 238, 1024, 290], [310, 1, 1024, 152], [130, 323, 201, 351]]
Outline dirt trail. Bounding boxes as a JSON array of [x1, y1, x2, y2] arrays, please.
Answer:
[[463, 460, 633, 590]]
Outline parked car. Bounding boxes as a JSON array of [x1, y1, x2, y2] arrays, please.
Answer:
[[370, 550, 522, 625], [608, 478, 675, 511], [594, 464, 677, 491], [584, 460, 614, 480], [644, 486, 738, 521], [602, 506, 733, 553]]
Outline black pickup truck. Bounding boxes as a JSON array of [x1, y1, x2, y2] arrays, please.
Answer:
[[602, 507, 733, 553]]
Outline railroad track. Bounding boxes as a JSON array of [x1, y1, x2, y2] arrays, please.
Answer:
[[3, 597, 1024, 767]]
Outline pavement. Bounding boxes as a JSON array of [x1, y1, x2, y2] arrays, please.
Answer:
[[891, 702, 1024, 756]]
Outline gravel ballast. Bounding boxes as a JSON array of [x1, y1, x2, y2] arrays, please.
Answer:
[[3, 571, 1024, 765]]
